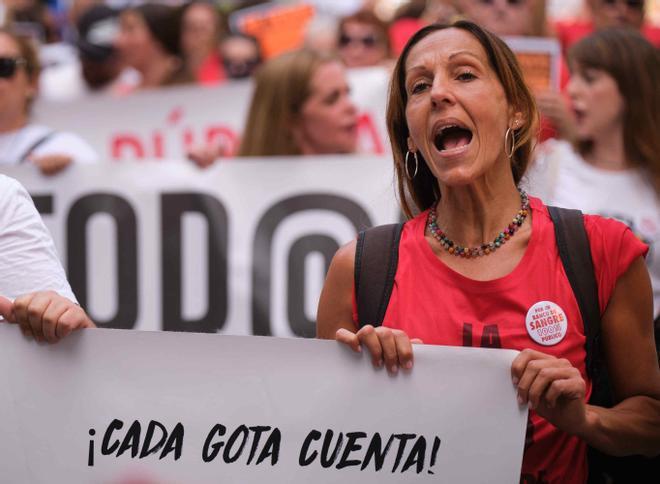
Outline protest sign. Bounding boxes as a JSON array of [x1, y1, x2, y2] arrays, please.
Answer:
[[0, 324, 528, 483], [1, 156, 398, 335], [229, 2, 316, 59], [33, 67, 390, 161], [505, 36, 562, 92]]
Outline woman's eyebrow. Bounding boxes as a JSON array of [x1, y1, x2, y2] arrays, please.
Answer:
[[448, 50, 484, 64], [406, 50, 484, 73]]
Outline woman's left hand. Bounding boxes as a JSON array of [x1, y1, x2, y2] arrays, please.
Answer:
[[511, 349, 587, 435]]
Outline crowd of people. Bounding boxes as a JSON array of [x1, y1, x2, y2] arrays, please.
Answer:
[[0, 1, 659, 482]]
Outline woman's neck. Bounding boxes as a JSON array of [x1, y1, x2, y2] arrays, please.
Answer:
[[0, 113, 28, 134], [435, 176, 523, 248], [138, 55, 180, 88], [186, 49, 211, 75], [584, 125, 629, 171]]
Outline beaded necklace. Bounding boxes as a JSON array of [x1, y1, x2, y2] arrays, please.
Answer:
[[427, 189, 530, 258]]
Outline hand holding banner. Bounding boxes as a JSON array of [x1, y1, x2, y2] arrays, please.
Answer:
[[0, 325, 528, 483]]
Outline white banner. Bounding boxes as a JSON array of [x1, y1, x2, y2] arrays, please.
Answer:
[[1, 156, 399, 334], [33, 68, 390, 161], [0, 324, 528, 483]]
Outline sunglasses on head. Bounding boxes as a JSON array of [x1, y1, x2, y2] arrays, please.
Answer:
[[602, 0, 645, 8], [0, 57, 27, 79], [339, 34, 379, 48]]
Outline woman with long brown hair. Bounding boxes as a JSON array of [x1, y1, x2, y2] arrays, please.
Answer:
[[317, 21, 660, 482], [113, 2, 193, 94], [238, 49, 358, 157], [527, 28, 660, 326], [189, 49, 358, 165]]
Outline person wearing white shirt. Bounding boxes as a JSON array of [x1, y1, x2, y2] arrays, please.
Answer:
[[525, 29, 660, 329], [0, 173, 95, 340], [0, 28, 99, 174]]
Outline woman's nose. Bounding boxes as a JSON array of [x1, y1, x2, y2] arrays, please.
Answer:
[[342, 95, 358, 115], [430, 78, 456, 108], [566, 76, 581, 100]]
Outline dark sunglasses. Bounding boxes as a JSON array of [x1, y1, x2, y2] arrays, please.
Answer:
[[0, 57, 27, 79], [602, 0, 645, 8], [223, 58, 260, 79], [339, 34, 379, 48]]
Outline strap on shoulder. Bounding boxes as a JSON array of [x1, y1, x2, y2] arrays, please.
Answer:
[[354, 223, 404, 328], [547, 206, 603, 386], [19, 130, 57, 163]]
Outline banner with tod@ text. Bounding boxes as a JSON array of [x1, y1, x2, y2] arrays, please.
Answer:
[[0, 324, 528, 483], [1, 156, 399, 335]]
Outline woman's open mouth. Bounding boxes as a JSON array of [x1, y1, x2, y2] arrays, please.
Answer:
[[433, 124, 473, 154]]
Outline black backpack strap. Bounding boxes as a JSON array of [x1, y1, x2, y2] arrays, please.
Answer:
[[550, 208, 660, 484], [19, 130, 57, 163], [547, 206, 602, 381], [354, 223, 404, 328]]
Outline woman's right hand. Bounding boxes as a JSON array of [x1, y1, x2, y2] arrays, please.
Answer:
[[335, 325, 422, 373], [536, 90, 576, 141]]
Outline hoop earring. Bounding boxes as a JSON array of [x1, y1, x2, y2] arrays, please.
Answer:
[[504, 128, 516, 159], [405, 151, 419, 180]]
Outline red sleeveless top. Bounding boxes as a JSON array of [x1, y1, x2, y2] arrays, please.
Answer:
[[355, 197, 647, 483]]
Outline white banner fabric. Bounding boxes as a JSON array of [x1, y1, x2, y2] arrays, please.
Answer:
[[0, 324, 528, 483], [33, 68, 391, 161], [1, 156, 399, 335]]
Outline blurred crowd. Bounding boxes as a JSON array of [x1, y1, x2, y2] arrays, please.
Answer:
[[0, 0, 658, 229], [0, 1, 657, 167]]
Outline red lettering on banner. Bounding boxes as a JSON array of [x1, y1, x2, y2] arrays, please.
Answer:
[[183, 128, 195, 150], [109, 127, 240, 160], [167, 107, 184, 125], [111, 135, 145, 159], [153, 131, 165, 158], [357, 113, 384, 154], [206, 126, 239, 157], [109, 107, 240, 160]]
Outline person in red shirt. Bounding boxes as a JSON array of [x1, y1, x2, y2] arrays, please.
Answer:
[[181, 0, 226, 85], [317, 20, 660, 483], [555, 0, 660, 52]]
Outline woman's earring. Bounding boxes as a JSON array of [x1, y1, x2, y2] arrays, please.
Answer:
[[405, 151, 419, 179], [504, 128, 516, 159]]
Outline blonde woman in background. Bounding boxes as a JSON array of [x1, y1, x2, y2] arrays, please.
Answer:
[[189, 49, 358, 165]]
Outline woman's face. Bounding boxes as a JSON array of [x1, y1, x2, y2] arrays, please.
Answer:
[[292, 61, 358, 155], [338, 21, 388, 68], [181, 3, 219, 58], [115, 11, 160, 71], [459, 0, 534, 37], [567, 64, 624, 141], [589, 0, 645, 30], [0, 33, 34, 126], [404, 29, 518, 188]]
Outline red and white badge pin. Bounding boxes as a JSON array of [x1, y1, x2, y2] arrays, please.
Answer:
[[525, 301, 568, 346]]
